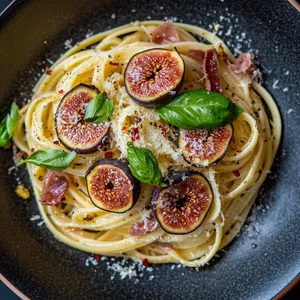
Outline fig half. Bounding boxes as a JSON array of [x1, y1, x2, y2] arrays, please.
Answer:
[[86, 158, 140, 213], [124, 48, 185, 107], [178, 124, 233, 167], [55, 84, 109, 154], [152, 171, 213, 234]]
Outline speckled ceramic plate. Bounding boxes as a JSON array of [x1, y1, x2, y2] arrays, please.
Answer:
[[0, 0, 300, 299]]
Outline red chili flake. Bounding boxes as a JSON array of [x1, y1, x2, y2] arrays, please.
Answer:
[[121, 126, 126, 131], [94, 254, 101, 261], [109, 61, 119, 66], [161, 127, 167, 136], [231, 92, 235, 97], [131, 127, 140, 142], [45, 66, 52, 75], [142, 258, 149, 268], [31, 148, 35, 152], [59, 89, 64, 94], [189, 155, 193, 160], [233, 170, 240, 177], [104, 151, 113, 158]]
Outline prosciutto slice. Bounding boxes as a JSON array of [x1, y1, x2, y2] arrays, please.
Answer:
[[229, 53, 255, 75], [129, 209, 157, 236], [189, 49, 206, 60], [189, 49, 222, 93], [151, 21, 180, 44], [41, 170, 69, 206]]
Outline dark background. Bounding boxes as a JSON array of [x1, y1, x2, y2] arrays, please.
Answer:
[[0, 0, 299, 299], [0, 0, 19, 296], [0, 6, 19, 300], [0, 9, 19, 300]]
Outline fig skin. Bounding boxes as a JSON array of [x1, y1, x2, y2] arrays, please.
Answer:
[[152, 171, 213, 235], [55, 83, 109, 154], [124, 48, 185, 108], [178, 124, 234, 168], [86, 158, 140, 213]]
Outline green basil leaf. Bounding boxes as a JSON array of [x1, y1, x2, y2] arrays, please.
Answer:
[[84, 93, 114, 124], [0, 102, 19, 147], [18, 149, 76, 170], [156, 89, 243, 129], [6, 102, 19, 138], [0, 139, 10, 147], [0, 116, 10, 147], [127, 142, 167, 187]]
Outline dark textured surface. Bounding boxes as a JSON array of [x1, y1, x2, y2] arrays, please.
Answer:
[[0, 0, 300, 299], [0, 0, 19, 297]]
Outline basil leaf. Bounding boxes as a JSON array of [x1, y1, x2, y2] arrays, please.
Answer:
[[156, 89, 243, 129], [84, 93, 114, 124], [6, 102, 19, 138], [0, 116, 10, 147], [18, 149, 76, 170], [0, 102, 20, 147], [127, 142, 167, 187]]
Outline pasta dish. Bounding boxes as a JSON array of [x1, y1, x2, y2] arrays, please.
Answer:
[[10, 21, 281, 267]]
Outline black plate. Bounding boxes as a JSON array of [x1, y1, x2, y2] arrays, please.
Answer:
[[1, 0, 300, 299]]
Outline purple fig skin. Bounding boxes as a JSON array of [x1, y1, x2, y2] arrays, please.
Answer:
[[85, 159, 141, 213], [151, 186, 163, 207], [130, 84, 183, 108], [163, 170, 196, 186], [55, 83, 110, 154], [124, 48, 185, 108], [151, 171, 214, 235]]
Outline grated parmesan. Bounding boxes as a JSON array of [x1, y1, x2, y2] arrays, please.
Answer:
[[105, 71, 186, 174], [64, 39, 73, 50], [30, 215, 41, 221], [84, 256, 155, 282], [272, 79, 279, 89]]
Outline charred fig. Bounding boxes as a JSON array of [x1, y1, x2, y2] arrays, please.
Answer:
[[55, 84, 109, 154], [178, 124, 233, 167], [86, 158, 140, 213], [152, 171, 213, 234], [124, 48, 185, 107]]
